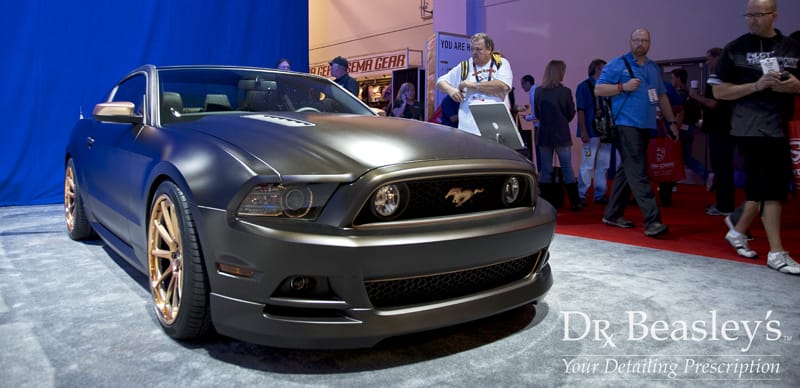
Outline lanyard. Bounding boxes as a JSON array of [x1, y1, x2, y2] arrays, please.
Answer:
[[473, 61, 494, 83]]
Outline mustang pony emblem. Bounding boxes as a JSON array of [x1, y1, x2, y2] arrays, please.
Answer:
[[445, 187, 484, 207]]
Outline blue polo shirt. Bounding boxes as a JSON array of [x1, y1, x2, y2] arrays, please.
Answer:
[[597, 52, 665, 129]]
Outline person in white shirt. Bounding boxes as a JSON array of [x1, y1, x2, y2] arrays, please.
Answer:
[[436, 32, 513, 136]]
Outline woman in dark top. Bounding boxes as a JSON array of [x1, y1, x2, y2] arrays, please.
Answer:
[[391, 82, 423, 120], [534, 60, 579, 210]]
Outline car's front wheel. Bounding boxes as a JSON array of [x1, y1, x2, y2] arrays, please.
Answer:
[[147, 181, 212, 340], [64, 158, 94, 240]]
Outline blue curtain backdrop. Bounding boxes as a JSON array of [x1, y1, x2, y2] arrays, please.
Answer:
[[0, 0, 309, 206]]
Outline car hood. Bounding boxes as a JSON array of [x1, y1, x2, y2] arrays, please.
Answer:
[[175, 113, 526, 176]]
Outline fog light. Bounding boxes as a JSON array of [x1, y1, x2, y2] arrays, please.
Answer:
[[289, 276, 313, 291], [502, 176, 521, 205], [371, 184, 402, 218]]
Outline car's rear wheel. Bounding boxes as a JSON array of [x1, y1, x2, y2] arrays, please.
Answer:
[[147, 181, 212, 340], [64, 159, 94, 240]]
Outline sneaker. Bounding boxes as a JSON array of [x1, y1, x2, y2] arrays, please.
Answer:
[[725, 215, 754, 241], [767, 251, 800, 275], [594, 197, 608, 205], [725, 230, 757, 258], [705, 204, 732, 216], [644, 222, 669, 237], [602, 217, 634, 228]]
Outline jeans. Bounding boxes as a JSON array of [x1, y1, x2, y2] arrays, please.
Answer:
[[603, 125, 662, 226], [578, 137, 614, 200], [538, 145, 576, 184]]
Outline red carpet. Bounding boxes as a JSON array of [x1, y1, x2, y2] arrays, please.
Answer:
[[555, 184, 800, 265]]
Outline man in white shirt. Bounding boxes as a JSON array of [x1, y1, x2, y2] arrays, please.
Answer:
[[436, 32, 513, 136]]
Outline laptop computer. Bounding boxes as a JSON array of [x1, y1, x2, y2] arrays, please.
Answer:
[[468, 102, 525, 150]]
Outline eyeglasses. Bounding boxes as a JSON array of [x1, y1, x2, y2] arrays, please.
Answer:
[[743, 11, 774, 18], [471, 47, 487, 53], [630, 39, 650, 44]]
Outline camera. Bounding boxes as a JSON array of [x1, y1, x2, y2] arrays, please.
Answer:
[[593, 114, 617, 143], [593, 116, 607, 133]]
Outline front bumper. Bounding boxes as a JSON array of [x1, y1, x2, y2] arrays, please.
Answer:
[[194, 200, 556, 349]]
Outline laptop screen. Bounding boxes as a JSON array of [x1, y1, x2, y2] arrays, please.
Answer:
[[468, 102, 525, 150]]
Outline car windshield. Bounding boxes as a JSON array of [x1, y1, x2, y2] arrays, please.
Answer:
[[157, 68, 373, 124]]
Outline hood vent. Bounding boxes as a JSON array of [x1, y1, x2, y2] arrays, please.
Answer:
[[244, 114, 315, 127]]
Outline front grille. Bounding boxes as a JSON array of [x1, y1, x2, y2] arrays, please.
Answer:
[[354, 175, 532, 225], [364, 252, 541, 309]]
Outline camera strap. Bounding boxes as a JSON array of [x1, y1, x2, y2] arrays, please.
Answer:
[[587, 79, 612, 121], [609, 55, 637, 122]]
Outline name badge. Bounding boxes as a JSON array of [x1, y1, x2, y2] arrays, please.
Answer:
[[648, 88, 658, 104], [759, 57, 780, 74]]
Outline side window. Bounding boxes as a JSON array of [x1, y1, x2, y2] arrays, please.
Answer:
[[113, 74, 147, 115]]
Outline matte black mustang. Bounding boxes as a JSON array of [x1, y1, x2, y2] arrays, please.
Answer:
[[64, 65, 556, 348]]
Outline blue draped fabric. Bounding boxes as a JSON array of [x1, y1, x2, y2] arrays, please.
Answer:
[[0, 0, 309, 205]]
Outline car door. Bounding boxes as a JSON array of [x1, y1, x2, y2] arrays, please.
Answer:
[[83, 73, 147, 245]]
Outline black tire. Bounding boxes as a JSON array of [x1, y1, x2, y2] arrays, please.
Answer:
[[147, 181, 212, 340], [64, 159, 95, 240]]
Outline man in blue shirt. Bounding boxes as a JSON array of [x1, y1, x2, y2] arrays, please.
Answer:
[[440, 95, 459, 128], [521, 74, 540, 168], [595, 28, 679, 237]]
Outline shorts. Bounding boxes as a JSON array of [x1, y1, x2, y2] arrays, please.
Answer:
[[736, 136, 791, 202]]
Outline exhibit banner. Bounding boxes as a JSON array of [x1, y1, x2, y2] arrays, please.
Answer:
[[310, 49, 422, 78], [424, 32, 471, 120]]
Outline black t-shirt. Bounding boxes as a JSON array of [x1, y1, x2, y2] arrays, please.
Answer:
[[335, 74, 359, 96], [716, 30, 800, 137]]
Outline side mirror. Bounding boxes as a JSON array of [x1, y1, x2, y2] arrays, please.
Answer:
[[93, 101, 143, 124]]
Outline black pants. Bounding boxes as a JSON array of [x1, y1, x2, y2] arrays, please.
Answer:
[[708, 129, 736, 213], [603, 125, 662, 226]]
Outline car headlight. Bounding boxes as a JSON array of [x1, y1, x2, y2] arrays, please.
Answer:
[[370, 183, 407, 220], [502, 176, 521, 205], [238, 184, 316, 219]]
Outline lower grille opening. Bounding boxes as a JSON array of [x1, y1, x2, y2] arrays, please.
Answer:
[[263, 304, 345, 319], [364, 252, 542, 309]]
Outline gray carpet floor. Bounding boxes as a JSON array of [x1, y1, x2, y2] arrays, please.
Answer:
[[1, 204, 798, 387]]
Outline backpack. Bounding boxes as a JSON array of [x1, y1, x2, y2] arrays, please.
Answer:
[[460, 52, 503, 80]]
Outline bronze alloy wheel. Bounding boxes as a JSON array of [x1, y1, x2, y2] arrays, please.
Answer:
[[148, 192, 184, 326], [146, 181, 212, 339], [64, 165, 77, 233], [64, 159, 93, 240]]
